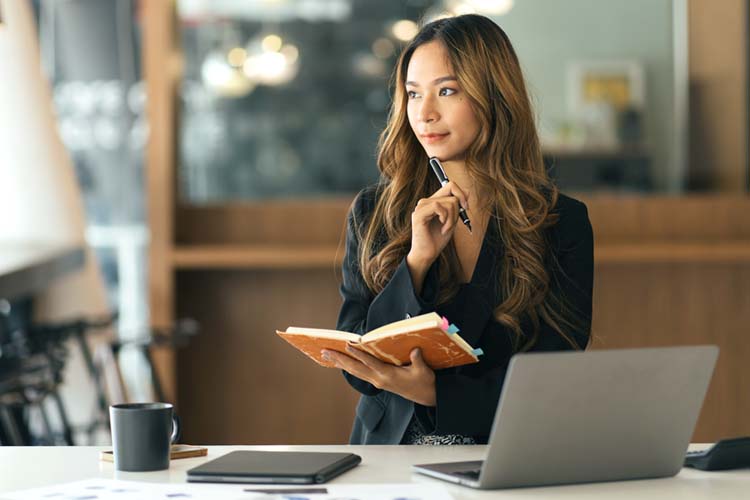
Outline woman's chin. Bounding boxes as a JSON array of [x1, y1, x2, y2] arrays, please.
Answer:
[[423, 144, 457, 160], [425, 148, 465, 163]]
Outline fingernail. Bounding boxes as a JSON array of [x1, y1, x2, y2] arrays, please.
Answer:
[[321, 350, 331, 361]]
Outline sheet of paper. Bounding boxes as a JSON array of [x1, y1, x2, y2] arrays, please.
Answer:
[[1, 478, 455, 500]]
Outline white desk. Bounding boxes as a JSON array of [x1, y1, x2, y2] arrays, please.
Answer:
[[0, 445, 747, 499]]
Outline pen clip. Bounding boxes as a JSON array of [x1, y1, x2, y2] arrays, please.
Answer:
[[429, 156, 449, 185]]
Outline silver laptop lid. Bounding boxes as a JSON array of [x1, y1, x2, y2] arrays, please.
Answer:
[[479, 345, 718, 489]]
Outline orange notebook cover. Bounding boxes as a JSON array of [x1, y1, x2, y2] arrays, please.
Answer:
[[276, 312, 480, 370]]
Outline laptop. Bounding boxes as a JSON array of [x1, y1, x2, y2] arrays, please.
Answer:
[[413, 345, 718, 489], [187, 450, 361, 484]]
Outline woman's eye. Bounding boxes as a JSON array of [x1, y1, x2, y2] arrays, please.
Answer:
[[407, 90, 419, 99], [439, 87, 457, 96]]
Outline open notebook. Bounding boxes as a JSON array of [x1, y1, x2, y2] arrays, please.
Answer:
[[277, 312, 481, 370]]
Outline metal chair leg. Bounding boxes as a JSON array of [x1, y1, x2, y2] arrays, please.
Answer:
[[142, 346, 167, 402], [37, 399, 56, 445], [0, 405, 25, 446], [50, 390, 75, 445]]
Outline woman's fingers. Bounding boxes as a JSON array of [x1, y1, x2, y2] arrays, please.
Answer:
[[441, 212, 456, 235], [430, 181, 469, 211], [413, 197, 458, 227], [345, 344, 389, 372], [443, 198, 458, 226], [409, 348, 427, 368], [410, 197, 460, 264], [323, 349, 379, 385], [436, 205, 446, 224]]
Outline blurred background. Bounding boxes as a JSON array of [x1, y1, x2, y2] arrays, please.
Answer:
[[0, 0, 748, 446]]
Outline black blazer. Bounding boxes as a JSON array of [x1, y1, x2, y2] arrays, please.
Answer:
[[337, 184, 594, 444]]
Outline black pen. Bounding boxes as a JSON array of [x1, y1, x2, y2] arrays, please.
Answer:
[[428, 156, 472, 233]]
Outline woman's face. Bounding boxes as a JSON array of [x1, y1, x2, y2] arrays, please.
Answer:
[[406, 40, 481, 162]]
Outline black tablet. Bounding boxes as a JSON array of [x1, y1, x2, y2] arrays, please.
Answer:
[[186, 450, 362, 484]]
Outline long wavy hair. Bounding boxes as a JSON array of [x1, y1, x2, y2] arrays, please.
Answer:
[[355, 14, 581, 351]]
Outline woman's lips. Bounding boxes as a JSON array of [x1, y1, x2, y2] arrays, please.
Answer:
[[421, 133, 449, 144]]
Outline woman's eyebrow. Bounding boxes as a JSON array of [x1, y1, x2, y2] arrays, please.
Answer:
[[405, 75, 458, 87]]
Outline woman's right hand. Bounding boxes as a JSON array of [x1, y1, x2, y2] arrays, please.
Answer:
[[406, 182, 469, 291]]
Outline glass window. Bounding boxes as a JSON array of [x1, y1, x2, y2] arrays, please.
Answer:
[[176, 0, 689, 201]]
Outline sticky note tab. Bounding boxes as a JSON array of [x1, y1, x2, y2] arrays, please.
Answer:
[[471, 348, 484, 357], [446, 324, 460, 334], [441, 316, 450, 331]]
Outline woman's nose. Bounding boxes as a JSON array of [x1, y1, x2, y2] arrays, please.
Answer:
[[417, 95, 439, 123]]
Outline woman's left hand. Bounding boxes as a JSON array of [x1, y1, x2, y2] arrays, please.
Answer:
[[322, 346, 437, 407]]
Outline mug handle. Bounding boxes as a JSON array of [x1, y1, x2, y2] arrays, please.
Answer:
[[171, 414, 182, 444]]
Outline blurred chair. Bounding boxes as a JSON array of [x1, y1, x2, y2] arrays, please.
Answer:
[[25, 313, 118, 443], [0, 302, 198, 445], [0, 303, 83, 445], [101, 318, 200, 404]]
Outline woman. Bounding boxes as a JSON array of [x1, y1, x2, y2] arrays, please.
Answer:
[[322, 14, 593, 445]]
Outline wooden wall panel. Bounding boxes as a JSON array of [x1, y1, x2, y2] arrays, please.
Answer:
[[175, 262, 750, 444], [170, 196, 750, 444], [688, 0, 748, 191], [591, 263, 750, 441], [176, 195, 750, 245], [175, 269, 359, 444], [580, 195, 750, 240], [176, 199, 354, 246], [584, 195, 750, 441], [174, 259, 750, 444], [144, 0, 178, 402]]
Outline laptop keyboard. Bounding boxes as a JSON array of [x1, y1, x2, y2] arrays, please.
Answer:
[[454, 469, 481, 479]]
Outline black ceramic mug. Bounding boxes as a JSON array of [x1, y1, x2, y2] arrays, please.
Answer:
[[109, 402, 181, 472]]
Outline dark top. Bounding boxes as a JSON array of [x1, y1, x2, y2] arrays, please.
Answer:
[[337, 184, 594, 444]]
